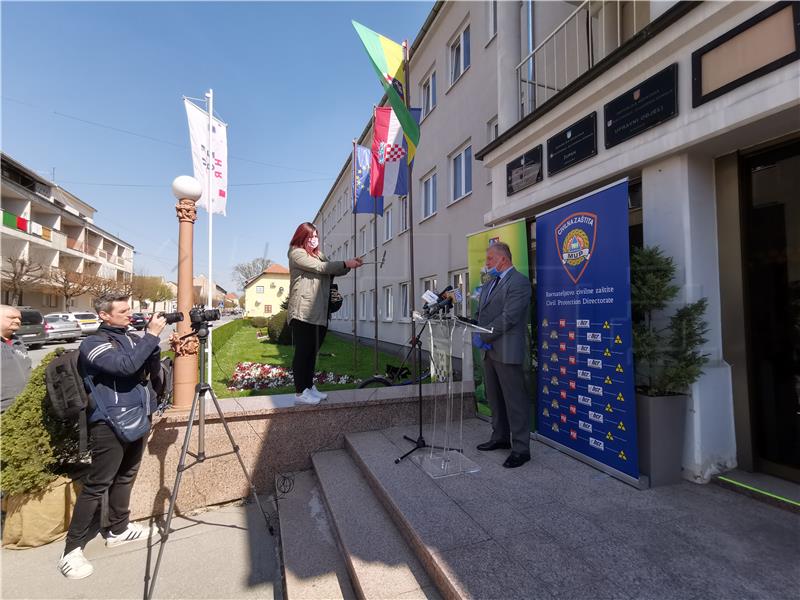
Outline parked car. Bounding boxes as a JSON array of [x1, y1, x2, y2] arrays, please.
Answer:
[[43, 315, 82, 343], [129, 313, 147, 330], [74, 312, 101, 334], [45, 312, 101, 335], [17, 308, 46, 349]]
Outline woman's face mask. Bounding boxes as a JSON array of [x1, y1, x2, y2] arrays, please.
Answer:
[[307, 234, 319, 250]]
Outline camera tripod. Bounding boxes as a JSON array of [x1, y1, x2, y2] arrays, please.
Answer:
[[146, 322, 272, 600]]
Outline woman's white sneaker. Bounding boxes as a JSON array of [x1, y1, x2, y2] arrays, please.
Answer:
[[105, 522, 158, 548], [310, 385, 328, 400], [295, 388, 321, 405], [57, 548, 94, 579]]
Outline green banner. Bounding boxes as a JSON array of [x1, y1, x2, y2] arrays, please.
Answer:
[[466, 219, 532, 420]]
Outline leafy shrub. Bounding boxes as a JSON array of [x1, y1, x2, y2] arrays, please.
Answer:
[[0, 352, 78, 496], [251, 316, 268, 328], [267, 310, 292, 345]]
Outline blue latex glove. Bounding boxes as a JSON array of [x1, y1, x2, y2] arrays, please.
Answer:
[[471, 332, 492, 351]]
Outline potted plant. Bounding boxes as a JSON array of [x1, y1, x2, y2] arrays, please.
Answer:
[[1, 352, 82, 548], [631, 246, 709, 486]]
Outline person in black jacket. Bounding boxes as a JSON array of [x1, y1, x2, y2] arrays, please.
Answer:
[[57, 293, 167, 580]]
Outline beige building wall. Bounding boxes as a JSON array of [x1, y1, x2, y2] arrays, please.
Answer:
[[244, 272, 289, 318]]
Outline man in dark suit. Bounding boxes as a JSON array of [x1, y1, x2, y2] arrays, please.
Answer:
[[474, 242, 532, 468]]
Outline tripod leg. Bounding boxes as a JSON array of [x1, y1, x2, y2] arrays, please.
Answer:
[[147, 389, 200, 600], [206, 388, 273, 535]]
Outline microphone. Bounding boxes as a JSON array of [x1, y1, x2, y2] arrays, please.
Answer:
[[423, 286, 455, 315]]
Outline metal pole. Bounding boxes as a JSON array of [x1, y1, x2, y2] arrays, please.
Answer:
[[403, 41, 418, 383], [352, 140, 358, 370], [205, 89, 214, 386], [373, 212, 378, 373]]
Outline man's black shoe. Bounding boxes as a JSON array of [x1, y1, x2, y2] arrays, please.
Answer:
[[503, 453, 531, 468], [476, 440, 512, 451]]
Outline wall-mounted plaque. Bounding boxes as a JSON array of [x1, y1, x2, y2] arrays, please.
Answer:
[[547, 113, 597, 176], [506, 145, 543, 196], [604, 63, 678, 149], [692, 2, 800, 107]]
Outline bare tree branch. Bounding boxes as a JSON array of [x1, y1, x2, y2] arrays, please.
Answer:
[[1, 257, 45, 305]]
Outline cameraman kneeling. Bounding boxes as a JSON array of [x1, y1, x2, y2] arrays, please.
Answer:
[[58, 293, 167, 580]]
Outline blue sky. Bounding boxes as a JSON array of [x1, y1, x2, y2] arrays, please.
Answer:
[[2, 1, 433, 292]]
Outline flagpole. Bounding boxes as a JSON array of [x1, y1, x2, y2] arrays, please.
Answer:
[[372, 107, 380, 375], [351, 140, 358, 371], [403, 41, 417, 373], [206, 89, 214, 385]]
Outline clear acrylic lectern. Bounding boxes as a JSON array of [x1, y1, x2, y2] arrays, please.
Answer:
[[413, 312, 492, 478]]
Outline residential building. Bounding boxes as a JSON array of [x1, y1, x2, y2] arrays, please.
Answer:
[[315, 1, 800, 486], [192, 274, 227, 308], [1, 152, 134, 312], [243, 263, 290, 317]]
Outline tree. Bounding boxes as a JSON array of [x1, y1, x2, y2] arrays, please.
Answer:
[[88, 275, 133, 300], [131, 275, 163, 308], [232, 257, 272, 290], [47, 268, 93, 310], [1, 257, 44, 305], [238, 295, 246, 309]]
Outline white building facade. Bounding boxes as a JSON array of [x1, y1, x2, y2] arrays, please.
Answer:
[[316, 1, 800, 485], [1, 153, 135, 312]]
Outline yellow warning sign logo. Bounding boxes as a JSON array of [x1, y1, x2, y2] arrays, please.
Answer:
[[616, 392, 624, 402], [614, 335, 623, 344], [603, 321, 610, 329], [606, 431, 614, 441], [603, 348, 611, 357], [605, 403, 613, 413], [604, 375, 613, 384], [616, 364, 624, 373], [618, 450, 627, 461], [618, 421, 626, 431]]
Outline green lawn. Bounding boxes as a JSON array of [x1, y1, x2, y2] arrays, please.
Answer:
[[211, 324, 401, 398]]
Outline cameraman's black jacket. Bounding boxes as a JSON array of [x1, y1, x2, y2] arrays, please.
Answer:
[[79, 324, 162, 425]]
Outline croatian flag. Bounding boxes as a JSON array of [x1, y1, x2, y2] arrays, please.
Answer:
[[370, 106, 420, 198]]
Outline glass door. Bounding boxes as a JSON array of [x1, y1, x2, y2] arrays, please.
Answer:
[[743, 140, 800, 483]]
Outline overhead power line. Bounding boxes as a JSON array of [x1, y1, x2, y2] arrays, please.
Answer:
[[2, 95, 336, 177]]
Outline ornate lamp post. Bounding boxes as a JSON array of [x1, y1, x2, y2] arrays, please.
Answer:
[[170, 175, 202, 409]]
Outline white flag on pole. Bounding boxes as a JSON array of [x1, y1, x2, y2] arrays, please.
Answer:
[[184, 98, 228, 215]]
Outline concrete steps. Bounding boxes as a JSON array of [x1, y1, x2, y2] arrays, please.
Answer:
[[313, 450, 441, 599], [277, 470, 356, 600], [279, 420, 540, 600]]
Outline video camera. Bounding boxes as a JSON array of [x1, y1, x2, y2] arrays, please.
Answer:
[[158, 306, 221, 326]]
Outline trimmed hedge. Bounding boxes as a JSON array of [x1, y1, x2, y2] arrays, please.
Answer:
[[211, 318, 250, 353], [0, 352, 76, 496], [267, 310, 292, 345], [251, 316, 268, 328]]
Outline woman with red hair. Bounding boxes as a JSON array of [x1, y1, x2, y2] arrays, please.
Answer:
[[287, 222, 363, 404]]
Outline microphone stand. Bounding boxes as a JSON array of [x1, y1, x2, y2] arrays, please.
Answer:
[[395, 304, 462, 463]]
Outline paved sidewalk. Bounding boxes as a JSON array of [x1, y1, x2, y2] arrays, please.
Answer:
[[2, 498, 279, 599]]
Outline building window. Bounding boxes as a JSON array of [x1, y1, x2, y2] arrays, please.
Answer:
[[369, 289, 376, 321], [452, 271, 469, 317], [265, 305, 273, 314], [488, 1, 498, 39], [399, 196, 409, 232], [422, 277, 438, 293], [384, 205, 393, 242], [255, 286, 264, 294], [450, 25, 471, 85], [451, 144, 472, 203], [422, 173, 437, 219], [278, 286, 284, 297], [359, 226, 367, 255], [488, 116, 499, 142], [359, 291, 367, 320], [383, 286, 393, 321], [399, 282, 410, 319], [422, 71, 437, 117]]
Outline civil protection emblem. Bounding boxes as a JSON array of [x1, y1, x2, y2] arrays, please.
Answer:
[[554, 211, 598, 284]]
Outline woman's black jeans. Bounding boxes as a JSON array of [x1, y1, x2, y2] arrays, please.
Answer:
[[291, 319, 327, 394]]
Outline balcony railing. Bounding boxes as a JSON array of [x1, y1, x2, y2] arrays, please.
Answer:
[[517, 0, 651, 119], [66, 237, 85, 253]]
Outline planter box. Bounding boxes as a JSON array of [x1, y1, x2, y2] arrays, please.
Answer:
[[2, 476, 80, 549], [637, 393, 687, 487]]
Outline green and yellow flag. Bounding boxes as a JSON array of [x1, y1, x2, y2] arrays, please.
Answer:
[[352, 20, 420, 159]]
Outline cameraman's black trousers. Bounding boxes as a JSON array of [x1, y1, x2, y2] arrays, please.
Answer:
[[291, 319, 327, 394], [64, 422, 145, 554]]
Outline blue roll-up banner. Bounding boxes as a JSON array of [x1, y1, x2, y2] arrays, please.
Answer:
[[535, 179, 639, 482]]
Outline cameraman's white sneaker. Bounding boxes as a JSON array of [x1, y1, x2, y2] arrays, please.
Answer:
[[105, 522, 158, 548], [295, 388, 321, 405], [57, 548, 94, 579], [310, 385, 328, 400]]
